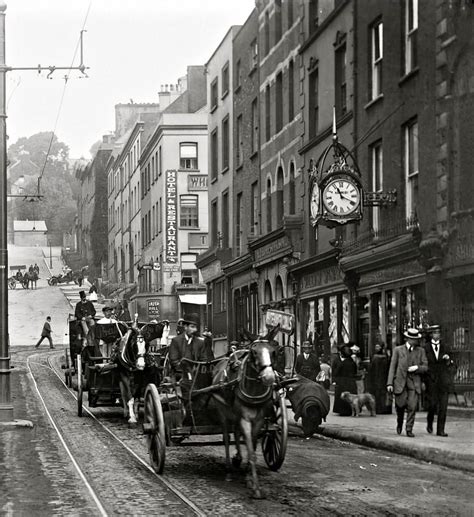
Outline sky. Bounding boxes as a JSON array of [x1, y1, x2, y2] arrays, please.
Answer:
[[5, 0, 255, 158]]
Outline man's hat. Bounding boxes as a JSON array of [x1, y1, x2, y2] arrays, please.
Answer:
[[403, 328, 422, 340], [79, 290, 86, 299], [102, 305, 113, 312], [302, 341, 312, 348], [350, 344, 360, 353], [181, 313, 200, 326], [429, 324, 441, 331]]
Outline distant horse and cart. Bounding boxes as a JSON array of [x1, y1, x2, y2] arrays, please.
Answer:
[[8, 265, 38, 289]]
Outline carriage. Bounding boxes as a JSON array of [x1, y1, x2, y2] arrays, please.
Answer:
[[141, 310, 295, 496], [8, 265, 29, 289], [63, 315, 166, 417]]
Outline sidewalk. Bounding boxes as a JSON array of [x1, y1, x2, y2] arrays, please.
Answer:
[[288, 392, 474, 473]]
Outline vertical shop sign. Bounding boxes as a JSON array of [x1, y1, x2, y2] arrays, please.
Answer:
[[166, 169, 178, 263]]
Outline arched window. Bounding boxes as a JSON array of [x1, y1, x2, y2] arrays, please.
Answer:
[[264, 280, 273, 303], [276, 166, 284, 223], [266, 178, 272, 233], [275, 275, 284, 301], [289, 162, 296, 214]]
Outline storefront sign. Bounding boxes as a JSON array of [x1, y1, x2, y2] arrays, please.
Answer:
[[162, 264, 181, 273], [147, 299, 161, 319], [254, 236, 291, 266], [301, 265, 342, 292], [359, 260, 425, 288], [265, 309, 295, 334], [165, 170, 178, 263], [188, 175, 208, 191]]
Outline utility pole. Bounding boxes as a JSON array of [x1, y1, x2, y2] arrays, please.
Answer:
[[0, 1, 12, 422], [0, 2, 89, 421]]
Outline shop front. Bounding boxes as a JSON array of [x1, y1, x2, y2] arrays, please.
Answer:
[[290, 251, 349, 359]]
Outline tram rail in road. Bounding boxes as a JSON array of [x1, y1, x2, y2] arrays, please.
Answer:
[[27, 351, 206, 517]]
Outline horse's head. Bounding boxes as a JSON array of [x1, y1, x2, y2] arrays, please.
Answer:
[[134, 330, 147, 370], [249, 340, 277, 386]]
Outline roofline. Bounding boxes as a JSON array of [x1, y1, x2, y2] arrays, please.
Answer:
[[233, 8, 257, 41], [205, 25, 242, 67]]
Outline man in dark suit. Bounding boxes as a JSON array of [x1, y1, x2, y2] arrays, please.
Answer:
[[295, 341, 320, 381], [169, 315, 214, 376], [424, 324, 454, 437], [75, 290, 96, 346], [387, 328, 428, 437]]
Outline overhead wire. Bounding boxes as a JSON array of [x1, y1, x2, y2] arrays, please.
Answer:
[[37, 1, 92, 192]]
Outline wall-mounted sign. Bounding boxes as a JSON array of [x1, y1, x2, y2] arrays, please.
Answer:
[[153, 262, 161, 271], [301, 265, 342, 292], [162, 264, 181, 273], [188, 175, 208, 191], [147, 299, 161, 319], [166, 169, 178, 263], [253, 235, 292, 266]]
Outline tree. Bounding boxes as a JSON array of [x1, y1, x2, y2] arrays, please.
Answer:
[[8, 132, 77, 243]]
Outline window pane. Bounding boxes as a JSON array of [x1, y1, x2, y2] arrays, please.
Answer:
[[180, 143, 197, 158]]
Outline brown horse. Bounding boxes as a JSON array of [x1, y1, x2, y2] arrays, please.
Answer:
[[211, 336, 280, 499]]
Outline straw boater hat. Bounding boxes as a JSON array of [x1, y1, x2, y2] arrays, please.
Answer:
[[403, 328, 422, 340]]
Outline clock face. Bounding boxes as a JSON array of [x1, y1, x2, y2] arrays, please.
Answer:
[[323, 178, 361, 216], [310, 183, 320, 221]]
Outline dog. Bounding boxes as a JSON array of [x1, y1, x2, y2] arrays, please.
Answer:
[[340, 391, 376, 417]]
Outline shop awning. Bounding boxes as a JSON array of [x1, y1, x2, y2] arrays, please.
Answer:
[[179, 294, 207, 305]]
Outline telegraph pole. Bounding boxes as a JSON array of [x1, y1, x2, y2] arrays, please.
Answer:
[[0, 2, 89, 421], [0, 1, 12, 422]]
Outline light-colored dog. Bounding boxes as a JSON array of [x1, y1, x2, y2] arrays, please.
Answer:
[[340, 391, 376, 417]]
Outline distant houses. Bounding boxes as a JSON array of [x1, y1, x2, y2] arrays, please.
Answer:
[[10, 220, 48, 247]]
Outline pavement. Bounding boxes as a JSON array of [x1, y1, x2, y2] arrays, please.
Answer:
[[288, 392, 474, 473]]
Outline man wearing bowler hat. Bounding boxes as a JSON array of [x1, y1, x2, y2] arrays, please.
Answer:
[[169, 314, 214, 376], [424, 324, 454, 437], [387, 328, 428, 437]]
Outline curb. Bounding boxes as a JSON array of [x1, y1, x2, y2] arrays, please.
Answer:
[[292, 422, 474, 474]]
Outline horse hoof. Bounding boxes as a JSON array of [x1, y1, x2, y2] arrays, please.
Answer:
[[128, 418, 137, 424], [252, 490, 264, 500]]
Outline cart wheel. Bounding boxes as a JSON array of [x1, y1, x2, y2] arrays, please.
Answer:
[[51, 277, 58, 286], [143, 384, 166, 474], [261, 392, 288, 472], [77, 354, 83, 417], [8, 279, 16, 289]]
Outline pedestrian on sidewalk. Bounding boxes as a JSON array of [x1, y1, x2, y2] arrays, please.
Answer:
[[367, 343, 392, 414], [333, 343, 357, 416], [387, 328, 428, 437], [35, 316, 54, 349], [424, 324, 455, 437], [295, 341, 320, 381]]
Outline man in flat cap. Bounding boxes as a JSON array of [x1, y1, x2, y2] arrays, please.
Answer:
[[387, 328, 428, 437], [75, 290, 96, 347], [424, 324, 454, 437]]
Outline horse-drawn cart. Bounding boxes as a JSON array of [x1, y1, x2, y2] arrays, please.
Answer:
[[8, 265, 29, 289], [142, 311, 295, 498]]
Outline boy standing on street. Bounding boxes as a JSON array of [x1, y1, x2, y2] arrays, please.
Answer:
[[35, 316, 54, 349]]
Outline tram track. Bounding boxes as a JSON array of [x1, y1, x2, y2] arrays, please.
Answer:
[[27, 351, 205, 517]]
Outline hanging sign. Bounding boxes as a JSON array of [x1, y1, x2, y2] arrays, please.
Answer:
[[165, 170, 178, 263]]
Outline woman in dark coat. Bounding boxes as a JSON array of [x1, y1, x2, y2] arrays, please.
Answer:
[[332, 344, 357, 415], [367, 343, 392, 414]]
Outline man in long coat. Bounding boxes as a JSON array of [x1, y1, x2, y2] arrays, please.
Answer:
[[295, 341, 320, 381], [424, 324, 454, 437], [387, 328, 428, 437]]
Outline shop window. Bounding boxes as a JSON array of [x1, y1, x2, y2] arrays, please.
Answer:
[[386, 290, 398, 350], [329, 295, 338, 353], [180, 142, 198, 170], [401, 285, 427, 329], [250, 283, 259, 335]]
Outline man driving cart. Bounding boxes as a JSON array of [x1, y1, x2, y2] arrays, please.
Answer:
[[75, 290, 97, 350]]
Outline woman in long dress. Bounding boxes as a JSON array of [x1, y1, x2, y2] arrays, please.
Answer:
[[332, 344, 357, 416], [367, 343, 392, 414]]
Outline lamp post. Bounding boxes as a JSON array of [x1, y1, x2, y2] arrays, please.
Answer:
[[0, 2, 13, 422], [49, 239, 52, 269]]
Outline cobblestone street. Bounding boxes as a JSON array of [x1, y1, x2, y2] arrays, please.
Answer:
[[2, 254, 474, 516]]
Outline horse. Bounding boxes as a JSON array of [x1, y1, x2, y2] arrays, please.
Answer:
[[211, 330, 281, 499], [96, 319, 166, 423]]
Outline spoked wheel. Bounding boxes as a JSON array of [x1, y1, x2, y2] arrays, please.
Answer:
[[261, 392, 288, 472], [77, 354, 83, 417], [64, 349, 71, 387], [8, 279, 16, 289], [143, 384, 166, 474]]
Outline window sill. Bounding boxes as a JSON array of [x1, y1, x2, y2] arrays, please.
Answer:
[[178, 168, 200, 173], [210, 104, 218, 114], [210, 176, 218, 184], [236, 163, 243, 172], [250, 150, 258, 161], [221, 90, 229, 100], [179, 227, 200, 231], [222, 166, 229, 174], [248, 65, 257, 77], [364, 94, 384, 110], [399, 67, 419, 86], [234, 84, 241, 94]]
